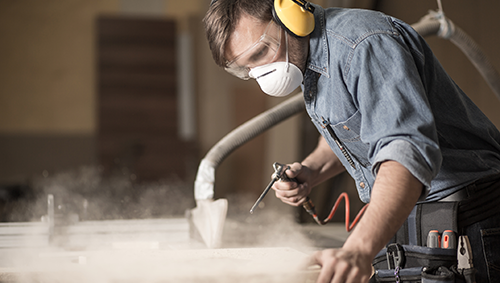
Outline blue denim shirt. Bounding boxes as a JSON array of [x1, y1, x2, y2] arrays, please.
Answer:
[[303, 5, 500, 203]]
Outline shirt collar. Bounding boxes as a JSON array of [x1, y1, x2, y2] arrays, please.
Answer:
[[307, 4, 330, 78]]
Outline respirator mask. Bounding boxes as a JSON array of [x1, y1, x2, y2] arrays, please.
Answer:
[[225, 21, 303, 97], [248, 35, 303, 97]]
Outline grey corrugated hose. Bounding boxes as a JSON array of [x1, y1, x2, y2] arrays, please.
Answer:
[[412, 11, 500, 100]]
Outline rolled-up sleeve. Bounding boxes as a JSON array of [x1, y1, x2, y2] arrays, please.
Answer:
[[345, 25, 442, 194], [372, 139, 433, 200]]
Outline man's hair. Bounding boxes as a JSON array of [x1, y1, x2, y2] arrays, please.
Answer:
[[203, 0, 274, 67]]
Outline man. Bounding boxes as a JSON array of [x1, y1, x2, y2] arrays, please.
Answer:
[[204, 0, 500, 282]]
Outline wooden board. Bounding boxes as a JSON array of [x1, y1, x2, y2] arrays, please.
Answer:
[[1, 247, 319, 283]]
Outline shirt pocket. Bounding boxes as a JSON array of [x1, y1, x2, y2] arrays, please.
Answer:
[[331, 110, 371, 167]]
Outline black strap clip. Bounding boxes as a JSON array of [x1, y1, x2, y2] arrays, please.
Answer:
[[386, 243, 406, 270]]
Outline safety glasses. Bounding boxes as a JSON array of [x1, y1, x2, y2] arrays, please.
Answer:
[[224, 20, 282, 80]]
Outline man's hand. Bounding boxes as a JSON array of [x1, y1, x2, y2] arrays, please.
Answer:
[[308, 161, 423, 283], [272, 162, 312, 206], [310, 248, 373, 283], [271, 136, 345, 207]]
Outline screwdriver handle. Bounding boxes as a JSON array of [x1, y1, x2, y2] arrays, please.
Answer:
[[441, 230, 456, 249], [427, 230, 441, 248]]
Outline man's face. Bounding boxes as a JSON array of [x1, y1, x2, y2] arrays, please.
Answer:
[[224, 14, 286, 80]]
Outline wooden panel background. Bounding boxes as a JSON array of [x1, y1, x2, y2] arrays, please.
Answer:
[[97, 16, 196, 182]]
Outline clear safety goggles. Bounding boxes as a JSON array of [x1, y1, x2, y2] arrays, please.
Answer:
[[224, 20, 282, 80]]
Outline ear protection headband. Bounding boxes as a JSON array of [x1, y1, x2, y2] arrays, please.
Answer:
[[209, 0, 315, 37], [272, 0, 315, 37]]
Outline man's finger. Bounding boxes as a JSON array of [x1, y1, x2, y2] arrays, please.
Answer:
[[308, 251, 331, 283], [286, 162, 302, 178], [345, 266, 369, 283], [330, 261, 349, 283], [272, 180, 298, 192], [286, 196, 306, 205], [316, 263, 337, 283], [306, 251, 321, 267], [274, 186, 300, 197]]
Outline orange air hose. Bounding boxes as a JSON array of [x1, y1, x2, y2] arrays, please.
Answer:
[[302, 192, 369, 232]]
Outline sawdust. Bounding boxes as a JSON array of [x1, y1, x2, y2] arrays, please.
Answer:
[[10, 166, 195, 222], [3, 166, 321, 282]]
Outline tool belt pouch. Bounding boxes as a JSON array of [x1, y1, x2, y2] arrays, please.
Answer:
[[370, 245, 459, 282], [371, 266, 457, 282], [370, 202, 462, 283]]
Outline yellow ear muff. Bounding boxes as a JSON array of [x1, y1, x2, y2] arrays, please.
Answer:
[[273, 0, 315, 37]]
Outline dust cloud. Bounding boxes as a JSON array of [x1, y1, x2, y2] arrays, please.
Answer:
[[2, 166, 321, 283]]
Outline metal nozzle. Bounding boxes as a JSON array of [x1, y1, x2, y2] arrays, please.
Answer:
[[249, 162, 290, 214]]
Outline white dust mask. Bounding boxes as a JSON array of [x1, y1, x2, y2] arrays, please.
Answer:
[[248, 32, 303, 97]]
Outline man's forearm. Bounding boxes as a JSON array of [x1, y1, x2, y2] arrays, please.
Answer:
[[301, 136, 346, 187], [342, 161, 423, 259]]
